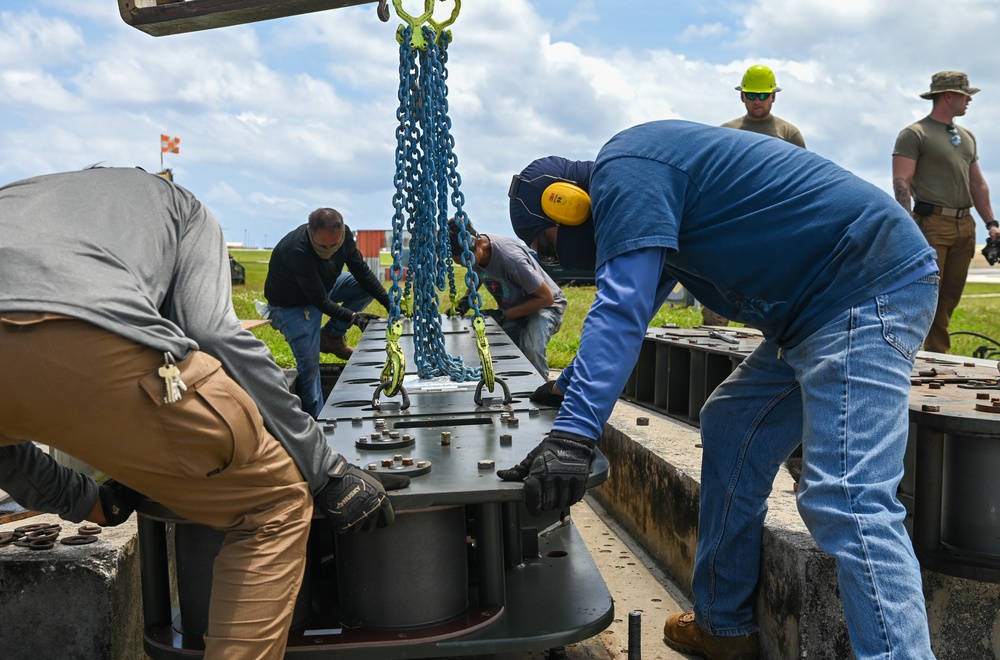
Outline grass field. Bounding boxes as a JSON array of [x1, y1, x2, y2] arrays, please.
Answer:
[[230, 249, 1000, 369]]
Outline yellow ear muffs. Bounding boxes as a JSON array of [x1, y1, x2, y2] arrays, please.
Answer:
[[541, 181, 591, 226]]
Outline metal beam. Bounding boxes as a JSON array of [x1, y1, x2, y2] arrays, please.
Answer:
[[117, 0, 378, 36]]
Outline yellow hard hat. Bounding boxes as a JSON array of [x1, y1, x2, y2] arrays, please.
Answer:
[[736, 64, 781, 94], [541, 181, 591, 226]]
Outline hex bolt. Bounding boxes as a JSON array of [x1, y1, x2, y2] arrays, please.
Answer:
[[403, 434, 413, 442], [389, 431, 401, 439], [402, 457, 414, 466], [359, 437, 368, 443], [370, 433, 381, 440], [441, 431, 451, 446], [478, 459, 495, 470], [929, 383, 942, 390], [393, 454, 403, 462], [528, 407, 540, 417], [978, 392, 991, 400], [637, 417, 649, 426], [374, 419, 386, 429], [323, 423, 336, 432], [416, 461, 430, 468], [500, 412, 510, 420], [366, 463, 379, 471], [352, 417, 363, 425], [381, 459, 395, 468], [508, 416, 519, 426], [922, 404, 940, 412], [500, 434, 513, 445]]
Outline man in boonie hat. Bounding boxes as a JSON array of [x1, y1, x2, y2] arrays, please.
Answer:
[[893, 71, 1000, 353]]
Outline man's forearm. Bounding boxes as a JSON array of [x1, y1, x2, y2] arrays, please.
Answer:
[[892, 177, 912, 211]]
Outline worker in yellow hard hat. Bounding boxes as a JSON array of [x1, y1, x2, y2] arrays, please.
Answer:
[[722, 64, 805, 148], [705, 64, 808, 330]]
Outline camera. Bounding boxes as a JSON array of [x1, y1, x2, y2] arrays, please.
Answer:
[[983, 238, 1000, 266]]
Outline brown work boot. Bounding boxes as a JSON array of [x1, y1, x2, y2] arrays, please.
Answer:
[[663, 611, 759, 660], [320, 333, 354, 360]]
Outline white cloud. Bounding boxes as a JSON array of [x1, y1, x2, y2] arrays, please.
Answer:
[[0, 0, 998, 246]]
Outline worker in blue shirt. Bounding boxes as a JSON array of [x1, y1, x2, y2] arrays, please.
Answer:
[[504, 120, 938, 660]]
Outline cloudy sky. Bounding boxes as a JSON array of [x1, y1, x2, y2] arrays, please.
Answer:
[[2, 0, 998, 248]]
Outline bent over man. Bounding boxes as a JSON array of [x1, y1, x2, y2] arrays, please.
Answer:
[[503, 120, 938, 659], [0, 168, 397, 660], [265, 208, 390, 418], [447, 218, 566, 380]]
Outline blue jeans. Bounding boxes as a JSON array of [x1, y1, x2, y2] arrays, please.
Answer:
[[268, 274, 373, 418], [500, 307, 563, 380], [693, 276, 937, 659]]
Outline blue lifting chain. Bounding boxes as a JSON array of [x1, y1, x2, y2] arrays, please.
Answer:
[[381, 2, 504, 404]]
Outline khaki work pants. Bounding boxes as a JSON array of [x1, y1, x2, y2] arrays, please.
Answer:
[[915, 212, 975, 353], [0, 314, 312, 660]]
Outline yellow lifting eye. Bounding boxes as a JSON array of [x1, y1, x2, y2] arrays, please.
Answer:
[[541, 181, 591, 226]]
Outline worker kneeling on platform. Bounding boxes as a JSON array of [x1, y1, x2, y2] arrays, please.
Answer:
[[447, 217, 567, 381], [504, 120, 940, 660], [0, 167, 402, 660]]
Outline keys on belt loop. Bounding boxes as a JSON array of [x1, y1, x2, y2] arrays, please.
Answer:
[[158, 352, 187, 404]]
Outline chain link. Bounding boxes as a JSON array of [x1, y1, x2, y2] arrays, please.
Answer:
[[385, 24, 484, 387]]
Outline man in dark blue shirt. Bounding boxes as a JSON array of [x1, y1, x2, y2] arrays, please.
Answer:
[[503, 121, 938, 660]]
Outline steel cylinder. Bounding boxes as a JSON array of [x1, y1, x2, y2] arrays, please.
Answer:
[[174, 523, 313, 636], [335, 505, 468, 629], [941, 433, 1000, 557]]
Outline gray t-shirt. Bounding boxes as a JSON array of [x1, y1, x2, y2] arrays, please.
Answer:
[[0, 167, 336, 494], [475, 234, 567, 314], [721, 114, 806, 148]]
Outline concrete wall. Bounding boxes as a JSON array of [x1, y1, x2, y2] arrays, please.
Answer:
[[593, 400, 1000, 660], [0, 513, 144, 659]]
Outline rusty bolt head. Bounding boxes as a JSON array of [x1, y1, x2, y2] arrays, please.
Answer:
[[441, 431, 451, 446], [402, 457, 414, 466], [381, 459, 395, 468], [978, 392, 991, 400], [508, 417, 519, 426], [922, 404, 940, 412]]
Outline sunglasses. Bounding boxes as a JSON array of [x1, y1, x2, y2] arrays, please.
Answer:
[[743, 92, 772, 101], [947, 125, 962, 148]]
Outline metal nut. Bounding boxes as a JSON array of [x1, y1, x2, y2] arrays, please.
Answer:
[[478, 459, 495, 470]]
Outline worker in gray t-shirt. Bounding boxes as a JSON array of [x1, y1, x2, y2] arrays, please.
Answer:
[[447, 218, 566, 380]]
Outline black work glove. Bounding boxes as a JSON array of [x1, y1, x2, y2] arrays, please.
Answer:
[[497, 430, 595, 515], [351, 312, 381, 331], [98, 479, 141, 527], [530, 380, 564, 407], [453, 297, 471, 317], [371, 471, 410, 490], [316, 456, 395, 533], [482, 308, 506, 325]]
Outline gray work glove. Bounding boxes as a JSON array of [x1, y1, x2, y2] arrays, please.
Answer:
[[351, 312, 381, 331], [316, 456, 396, 533], [496, 431, 595, 515]]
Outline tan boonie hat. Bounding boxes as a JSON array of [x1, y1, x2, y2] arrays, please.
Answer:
[[920, 71, 980, 99]]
